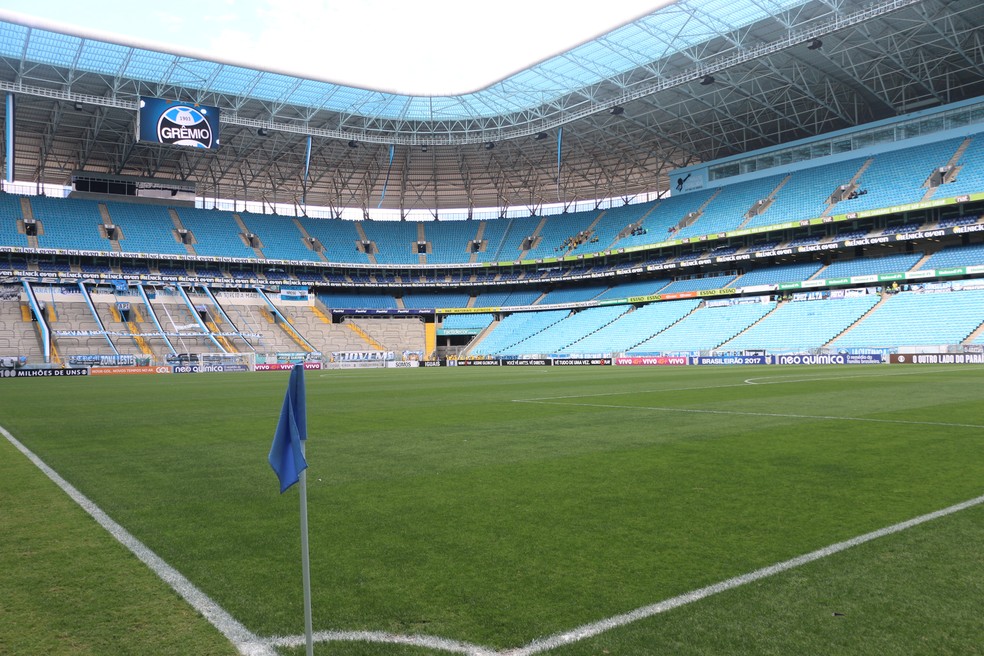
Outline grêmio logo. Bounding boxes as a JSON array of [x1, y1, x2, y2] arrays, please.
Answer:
[[157, 105, 213, 148]]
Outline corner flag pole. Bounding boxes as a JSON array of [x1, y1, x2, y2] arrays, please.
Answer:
[[268, 363, 314, 656], [298, 441, 314, 656]]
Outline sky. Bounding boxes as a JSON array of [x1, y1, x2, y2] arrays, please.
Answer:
[[1, 0, 666, 95]]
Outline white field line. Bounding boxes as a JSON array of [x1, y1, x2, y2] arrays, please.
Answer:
[[504, 492, 984, 656], [265, 493, 984, 655], [512, 399, 984, 429], [265, 630, 498, 655], [740, 368, 964, 386], [522, 366, 966, 402], [0, 425, 276, 656]]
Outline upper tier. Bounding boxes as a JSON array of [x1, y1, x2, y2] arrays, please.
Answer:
[[4, 132, 984, 267]]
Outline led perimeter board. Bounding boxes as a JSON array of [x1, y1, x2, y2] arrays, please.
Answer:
[[137, 97, 220, 149]]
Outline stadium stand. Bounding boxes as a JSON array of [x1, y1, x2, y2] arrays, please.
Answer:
[[317, 291, 397, 309], [934, 135, 984, 198], [936, 215, 979, 228], [917, 243, 984, 269], [659, 274, 739, 294], [0, 294, 44, 361], [296, 270, 327, 283], [745, 159, 865, 228], [79, 262, 113, 275], [38, 261, 72, 273], [402, 292, 472, 309], [495, 305, 630, 355], [238, 212, 322, 262], [833, 228, 870, 241], [615, 191, 716, 249], [344, 316, 425, 353], [836, 138, 965, 213], [595, 278, 671, 300], [469, 310, 570, 355], [473, 289, 542, 307], [297, 217, 370, 264], [472, 218, 513, 263], [537, 284, 609, 305], [231, 304, 308, 353], [732, 262, 824, 287], [880, 222, 925, 236], [745, 241, 781, 253], [0, 185, 979, 277], [121, 263, 151, 275], [424, 221, 482, 264], [818, 252, 923, 278], [29, 196, 110, 251], [441, 314, 495, 333], [103, 202, 187, 255], [48, 291, 116, 358], [721, 294, 881, 352], [158, 264, 189, 277], [195, 266, 225, 279], [0, 107, 983, 367], [90, 297, 154, 359], [0, 194, 30, 248], [173, 207, 256, 258], [559, 299, 701, 354], [360, 220, 419, 265], [787, 234, 824, 247], [829, 288, 984, 348], [583, 204, 647, 250], [676, 174, 784, 238], [524, 210, 600, 259], [628, 301, 776, 353], [483, 215, 544, 262]]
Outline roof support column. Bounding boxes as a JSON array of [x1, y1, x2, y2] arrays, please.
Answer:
[[302, 134, 312, 206], [5, 93, 13, 184]]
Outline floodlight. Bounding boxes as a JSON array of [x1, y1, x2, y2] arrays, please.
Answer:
[[807, 38, 823, 50], [609, 106, 624, 116], [700, 75, 715, 85]]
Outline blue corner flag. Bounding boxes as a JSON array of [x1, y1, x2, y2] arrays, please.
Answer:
[[269, 363, 308, 493]]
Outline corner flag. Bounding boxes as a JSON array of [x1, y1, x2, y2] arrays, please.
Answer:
[[269, 363, 308, 493], [267, 362, 316, 655]]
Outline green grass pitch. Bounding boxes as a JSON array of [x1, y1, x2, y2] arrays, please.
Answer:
[[1, 364, 983, 655]]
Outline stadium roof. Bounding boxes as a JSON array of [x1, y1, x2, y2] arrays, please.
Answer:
[[0, 0, 811, 120], [1, 0, 983, 214], [0, 1, 667, 97]]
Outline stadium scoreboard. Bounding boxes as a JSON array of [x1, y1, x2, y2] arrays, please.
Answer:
[[137, 97, 220, 150]]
